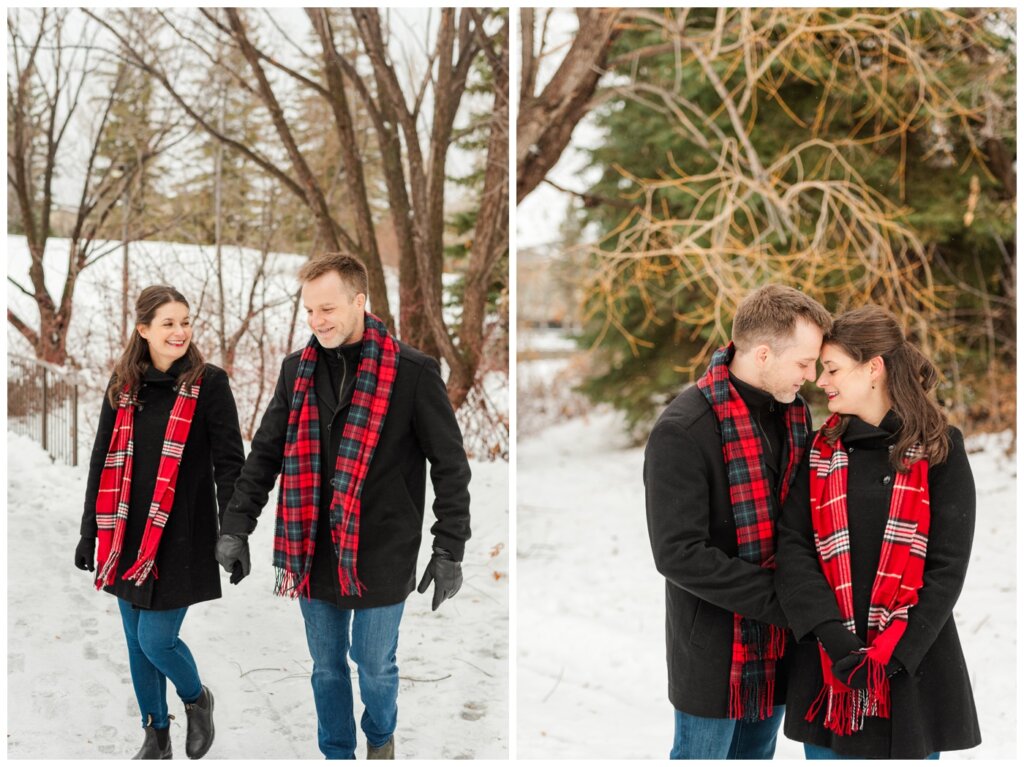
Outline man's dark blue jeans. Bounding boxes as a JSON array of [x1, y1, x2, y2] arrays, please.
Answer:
[[299, 597, 405, 759], [671, 706, 784, 759]]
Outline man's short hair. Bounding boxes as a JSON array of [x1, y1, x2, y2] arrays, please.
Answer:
[[298, 252, 369, 297], [731, 285, 832, 352]]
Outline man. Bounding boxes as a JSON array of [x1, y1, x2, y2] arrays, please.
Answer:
[[644, 285, 831, 759], [216, 253, 471, 759]]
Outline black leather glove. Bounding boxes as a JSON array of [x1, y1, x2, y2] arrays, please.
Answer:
[[416, 547, 462, 611], [215, 533, 250, 585], [813, 620, 865, 663], [75, 536, 96, 572]]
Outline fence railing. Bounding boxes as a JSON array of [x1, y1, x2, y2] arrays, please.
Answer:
[[7, 354, 80, 466]]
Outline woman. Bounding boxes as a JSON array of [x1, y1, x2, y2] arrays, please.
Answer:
[[75, 286, 244, 759], [776, 306, 980, 759]]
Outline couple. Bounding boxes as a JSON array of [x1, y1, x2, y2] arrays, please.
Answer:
[[645, 285, 979, 760], [75, 253, 472, 759]]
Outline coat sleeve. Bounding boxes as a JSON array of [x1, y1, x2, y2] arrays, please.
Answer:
[[219, 358, 292, 536], [412, 357, 472, 561], [775, 451, 844, 642], [80, 388, 117, 538], [204, 368, 246, 524], [891, 427, 976, 675], [644, 418, 787, 627]]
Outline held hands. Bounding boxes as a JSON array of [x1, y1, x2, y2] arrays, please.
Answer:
[[215, 533, 251, 585], [75, 536, 96, 572], [416, 546, 462, 611]]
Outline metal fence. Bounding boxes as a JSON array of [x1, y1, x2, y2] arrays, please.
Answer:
[[8, 354, 80, 466]]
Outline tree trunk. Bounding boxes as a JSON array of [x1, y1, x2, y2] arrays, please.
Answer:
[[516, 8, 621, 203]]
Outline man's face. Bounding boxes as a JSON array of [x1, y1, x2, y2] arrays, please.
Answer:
[[757, 318, 825, 403], [301, 271, 365, 349]]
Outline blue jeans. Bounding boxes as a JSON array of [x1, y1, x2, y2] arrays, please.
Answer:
[[299, 598, 405, 759], [671, 706, 784, 759], [804, 743, 940, 759], [117, 598, 203, 729]]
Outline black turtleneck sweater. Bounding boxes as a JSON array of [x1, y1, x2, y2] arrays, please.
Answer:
[[729, 372, 788, 502]]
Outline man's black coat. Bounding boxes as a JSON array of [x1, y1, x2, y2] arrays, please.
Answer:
[[81, 362, 245, 610], [644, 379, 804, 717], [220, 336, 472, 609], [776, 414, 980, 758]]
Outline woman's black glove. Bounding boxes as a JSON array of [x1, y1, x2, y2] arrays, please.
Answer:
[[416, 547, 462, 611], [215, 533, 250, 585], [832, 651, 905, 689], [75, 536, 96, 572], [813, 620, 865, 663], [832, 652, 870, 689]]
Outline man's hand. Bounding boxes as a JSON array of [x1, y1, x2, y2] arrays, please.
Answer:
[[75, 536, 96, 572], [215, 534, 250, 585], [416, 547, 462, 611]]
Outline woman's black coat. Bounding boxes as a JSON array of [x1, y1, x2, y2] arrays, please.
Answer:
[[776, 414, 981, 758], [81, 361, 245, 611]]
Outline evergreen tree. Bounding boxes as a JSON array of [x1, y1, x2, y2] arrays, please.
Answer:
[[574, 8, 1015, 436]]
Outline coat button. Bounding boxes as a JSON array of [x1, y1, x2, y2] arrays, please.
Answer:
[[888, 445, 895, 453], [848, 446, 855, 453], [882, 475, 892, 485]]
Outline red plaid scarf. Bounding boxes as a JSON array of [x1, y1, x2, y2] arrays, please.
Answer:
[[805, 413, 930, 735], [696, 343, 809, 721], [94, 379, 202, 589], [273, 312, 398, 598]]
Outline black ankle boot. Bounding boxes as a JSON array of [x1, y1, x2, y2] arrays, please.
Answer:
[[132, 720, 172, 760], [184, 685, 215, 759]]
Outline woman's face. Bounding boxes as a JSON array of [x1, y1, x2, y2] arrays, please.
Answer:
[[816, 343, 883, 419], [137, 301, 192, 370]]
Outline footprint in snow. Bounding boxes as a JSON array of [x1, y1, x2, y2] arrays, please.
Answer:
[[460, 701, 486, 721]]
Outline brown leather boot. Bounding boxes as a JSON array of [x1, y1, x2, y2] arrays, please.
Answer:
[[367, 736, 395, 759]]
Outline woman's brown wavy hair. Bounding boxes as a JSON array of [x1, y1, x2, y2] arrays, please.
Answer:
[[822, 306, 950, 471], [106, 286, 205, 406]]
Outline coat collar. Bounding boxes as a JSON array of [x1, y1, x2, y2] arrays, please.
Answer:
[[143, 356, 189, 386], [844, 409, 901, 446]]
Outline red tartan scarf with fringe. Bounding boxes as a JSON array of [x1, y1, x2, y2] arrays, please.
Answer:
[[696, 343, 809, 721], [273, 312, 398, 599], [806, 413, 930, 735], [95, 378, 202, 589]]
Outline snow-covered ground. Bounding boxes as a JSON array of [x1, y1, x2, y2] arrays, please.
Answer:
[[517, 361, 1016, 759], [7, 432, 508, 759]]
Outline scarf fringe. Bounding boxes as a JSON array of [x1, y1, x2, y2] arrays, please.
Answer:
[[336, 566, 366, 598], [122, 557, 158, 586], [728, 677, 775, 722], [95, 552, 119, 590], [274, 567, 312, 599], [808, 656, 891, 735]]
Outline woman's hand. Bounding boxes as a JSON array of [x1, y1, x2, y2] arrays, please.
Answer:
[[75, 536, 96, 572]]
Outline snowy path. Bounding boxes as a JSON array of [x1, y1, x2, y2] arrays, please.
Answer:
[[517, 406, 1016, 759], [7, 432, 508, 759]]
